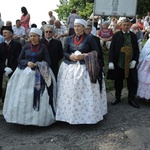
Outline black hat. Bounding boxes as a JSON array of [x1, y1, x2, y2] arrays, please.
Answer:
[[1, 26, 13, 33]]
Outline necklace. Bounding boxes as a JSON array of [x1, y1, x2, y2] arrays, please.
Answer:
[[31, 43, 40, 52], [74, 34, 84, 45]]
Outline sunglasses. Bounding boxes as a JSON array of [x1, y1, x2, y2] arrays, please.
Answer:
[[45, 31, 53, 33]]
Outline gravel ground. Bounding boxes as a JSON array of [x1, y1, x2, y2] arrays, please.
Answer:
[[0, 88, 150, 150]]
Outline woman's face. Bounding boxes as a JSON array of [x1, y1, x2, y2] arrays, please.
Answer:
[[74, 24, 84, 36], [29, 33, 40, 45], [138, 19, 143, 23], [102, 23, 108, 29]]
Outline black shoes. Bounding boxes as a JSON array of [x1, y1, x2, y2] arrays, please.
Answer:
[[128, 100, 140, 108], [111, 98, 140, 108], [111, 99, 121, 105]]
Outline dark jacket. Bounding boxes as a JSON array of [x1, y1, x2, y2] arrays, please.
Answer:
[[0, 40, 22, 72], [64, 33, 99, 63], [18, 42, 51, 69], [0, 40, 22, 98], [42, 38, 63, 78], [93, 35, 104, 67], [109, 31, 139, 67]]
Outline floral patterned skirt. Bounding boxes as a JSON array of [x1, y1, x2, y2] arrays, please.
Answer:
[[137, 55, 150, 100], [56, 62, 107, 124]]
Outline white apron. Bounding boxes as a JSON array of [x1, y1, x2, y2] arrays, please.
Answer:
[[56, 62, 107, 124]]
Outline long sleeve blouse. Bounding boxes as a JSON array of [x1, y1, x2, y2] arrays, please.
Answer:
[[18, 42, 50, 69], [63, 33, 99, 64]]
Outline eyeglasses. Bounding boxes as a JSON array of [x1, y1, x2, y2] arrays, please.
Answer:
[[45, 31, 53, 33]]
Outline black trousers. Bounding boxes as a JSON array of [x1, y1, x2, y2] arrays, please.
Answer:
[[114, 66, 138, 99]]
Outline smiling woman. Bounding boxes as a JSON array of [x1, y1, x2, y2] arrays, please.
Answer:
[[0, 0, 59, 28]]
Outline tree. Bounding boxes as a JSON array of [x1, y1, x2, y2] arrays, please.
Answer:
[[55, 0, 94, 23], [137, 0, 150, 17], [54, 0, 70, 24], [55, 0, 150, 23]]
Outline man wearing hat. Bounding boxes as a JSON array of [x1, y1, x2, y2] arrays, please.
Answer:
[[0, 26, 22, 102]]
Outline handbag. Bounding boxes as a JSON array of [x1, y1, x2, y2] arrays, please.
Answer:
[[106, 69, 115, 80]]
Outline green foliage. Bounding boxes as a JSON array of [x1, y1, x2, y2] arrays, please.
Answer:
[[54, 0, 70, 23], [55, 0, 94, 22], [55, 0, 150, 23], [137, 0, 150, 17], [79, 3, 93, 20]]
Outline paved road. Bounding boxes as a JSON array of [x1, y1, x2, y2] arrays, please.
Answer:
[[0, 88, 150, 150]]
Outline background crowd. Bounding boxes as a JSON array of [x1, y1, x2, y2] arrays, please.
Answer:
[[0, 6, 150, 127], [1, 7, 150, 51]]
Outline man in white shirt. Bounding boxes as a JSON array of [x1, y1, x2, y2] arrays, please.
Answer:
[[54, 20, 68, 48], [48, 11, 56, 21], [12, 19, 26, 46]]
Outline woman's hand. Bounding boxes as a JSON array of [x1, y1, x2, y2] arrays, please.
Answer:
[[27, 61, 36, 68], [70, 54, 84, 61], [75, 54, 84, 61]]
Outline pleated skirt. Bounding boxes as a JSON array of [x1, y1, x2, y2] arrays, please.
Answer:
[[3, 67, 56, 126]]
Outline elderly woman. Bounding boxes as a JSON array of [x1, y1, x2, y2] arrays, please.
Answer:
[[3, 28, 56, 126], [98, 21, 113, 50], [56, 19, 107, 124]]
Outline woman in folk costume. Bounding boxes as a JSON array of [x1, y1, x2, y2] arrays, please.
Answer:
[[56, 19, 107, 124], [137, 38, 150, 100], [3, 28, 56, 126]]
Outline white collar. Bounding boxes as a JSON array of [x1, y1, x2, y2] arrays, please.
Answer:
[[46, 38, 52, 42], [5, 40, 11, 45], [122, 30, 130, 34]]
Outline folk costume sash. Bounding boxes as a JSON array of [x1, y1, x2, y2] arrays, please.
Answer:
[[120, 46, 133, 78]]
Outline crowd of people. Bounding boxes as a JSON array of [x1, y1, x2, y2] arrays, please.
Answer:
[[0, 6, 150, 127]]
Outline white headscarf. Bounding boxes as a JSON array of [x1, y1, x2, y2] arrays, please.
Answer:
[[74, 19, 87, 27], [30, 28, 42, 38]]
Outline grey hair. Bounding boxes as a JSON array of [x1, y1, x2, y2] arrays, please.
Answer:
[[43, 25, 54, 32]]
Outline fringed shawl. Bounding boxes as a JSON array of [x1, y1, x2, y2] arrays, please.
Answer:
[[84, 51, 103, 92], [33, 61, 51, 111]]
